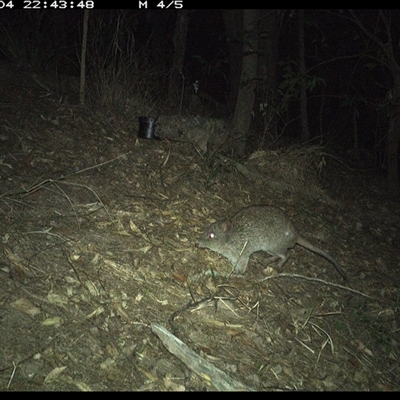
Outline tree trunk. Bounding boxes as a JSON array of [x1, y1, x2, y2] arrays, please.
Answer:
[[222, 10, 243, 114], [257, 10, 279, 143], [387, 79, 400, 196], [231, 9, 259, 156], [79, 10, 89, 106], [299, 9, 310, 142], [168, 10, 188, 108]]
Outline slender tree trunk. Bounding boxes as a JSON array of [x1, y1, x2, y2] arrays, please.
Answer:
[[168, 10, 188, 110], [53, 11, 67, 72], [299, 9, 310, 142], [231, 9, 259, 156], [387, 79, 400, 195], [257, 10, 279, 142], [223, 10, 243, 114], [79, 10, 89, 106]]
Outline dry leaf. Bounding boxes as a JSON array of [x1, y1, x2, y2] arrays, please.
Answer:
[[44, 366, 67, 384], [42, 317, 63, 327], [10, 298, 41, 316]]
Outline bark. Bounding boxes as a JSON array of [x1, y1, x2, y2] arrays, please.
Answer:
[[299, 9, 310, 142], [231, 9, 259, 156], [168, 10, 189, 107], [79, 10, 89, 106], [222, 10, 243, 114], [257, 10, 279, 142], [387, 79, 400, 196]]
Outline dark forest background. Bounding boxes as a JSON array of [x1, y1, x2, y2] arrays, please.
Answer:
[[1, 9, 399, 195]]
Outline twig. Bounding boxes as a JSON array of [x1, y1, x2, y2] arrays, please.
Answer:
[[1, 153, 132, 199], [25, 227, 71, 243], [151, 323, 253, 391], [70, 152, 131, 176], [7, 362, 18, 389], [6, 173, 110, 224], [47, 180, 80, 223], [260, 273, 377, 301], [56, 180, 111, 219]]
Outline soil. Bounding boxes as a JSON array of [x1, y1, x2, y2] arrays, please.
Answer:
[[0, 71, 399, 391]]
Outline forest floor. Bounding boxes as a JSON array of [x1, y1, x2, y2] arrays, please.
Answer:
[[0, 66, 399, 391]]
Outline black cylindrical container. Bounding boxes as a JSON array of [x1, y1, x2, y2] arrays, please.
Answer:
[[138, 117, 159, 140]]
